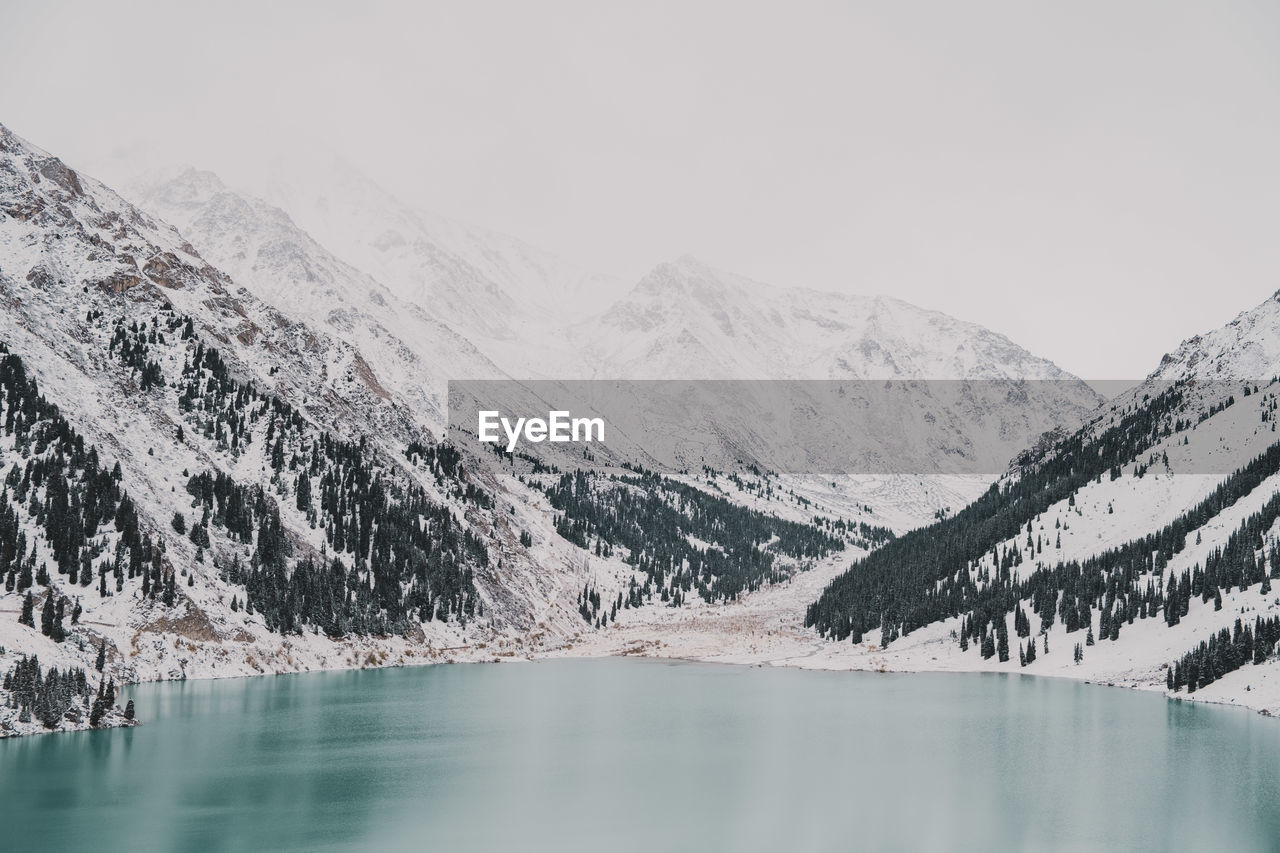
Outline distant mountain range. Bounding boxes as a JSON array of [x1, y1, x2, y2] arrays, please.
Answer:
[[123, 159, 1102, 476], [127, 160, 1098, 381], [2, 118, 1277, 736]]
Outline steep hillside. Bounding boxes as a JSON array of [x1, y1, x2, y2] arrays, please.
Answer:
[[253, 156, 627, 375], [125, 167, 504, 428], [1152, 289, 1280, 382], [803, 290, 1280, 715], [0, 123, 589, 735]]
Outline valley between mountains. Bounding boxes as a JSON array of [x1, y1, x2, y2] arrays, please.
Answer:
[[1, 120, 1279, 737]]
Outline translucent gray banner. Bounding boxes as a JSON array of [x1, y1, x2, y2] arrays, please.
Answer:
[[447, 379, 1276, 475]]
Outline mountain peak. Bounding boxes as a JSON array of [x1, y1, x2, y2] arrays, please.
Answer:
[[1152, 287, 1280, 381], [144, 166, 231, 206], [636, 255, 767, 300]]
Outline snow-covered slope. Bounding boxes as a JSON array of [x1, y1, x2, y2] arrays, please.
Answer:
[[125, 167, 505, 428], [569, 255, 1088, 382], [544, 256, 1104, 477], [0, 123, 601, 735], [1152, 288, 1280, 382], [803, 288, 1280, 716], [253, 156, 627, 374], [120, 166, 1103, 503]]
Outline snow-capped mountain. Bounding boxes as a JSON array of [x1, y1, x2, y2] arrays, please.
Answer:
[[0, 136, 424, 445], [805, 287, 1280, 715], [1152, 288, 1280, 382], [120, 167, 1102, 480], [0, 120, 1116, 739], [568, 255, 1088, 382], [252, 156, 627, 374], [544, 256, 1104, 476], [0, 123, 598, 735], [124, 166, 505, 428], [124, 162, 1097, 383]]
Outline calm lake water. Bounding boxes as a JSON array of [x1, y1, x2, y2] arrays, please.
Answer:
[[2, 659, 1278, 853]]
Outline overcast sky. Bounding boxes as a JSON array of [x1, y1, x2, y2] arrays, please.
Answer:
[[3, 1, 1277, 379]]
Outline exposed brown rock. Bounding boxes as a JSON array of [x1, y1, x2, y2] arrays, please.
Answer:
[[353, 352, 391, 399], [141, 601, 224, 644], [98, 270, 141, 294], [37, 157, 84, 197]]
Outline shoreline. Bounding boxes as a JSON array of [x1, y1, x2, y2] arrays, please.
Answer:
[[5, 548, 1277, 739], [5, 637, 1273, 742]]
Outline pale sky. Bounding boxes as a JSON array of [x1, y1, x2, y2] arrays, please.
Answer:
[[2, 0, 1277, 379]]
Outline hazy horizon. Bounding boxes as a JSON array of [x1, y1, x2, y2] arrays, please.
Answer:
[[3, 0, 1277, 381]]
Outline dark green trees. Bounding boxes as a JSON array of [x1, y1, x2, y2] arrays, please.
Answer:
[[805, 396, 1280, 669], [1169, 616, 1280, 692], [39, 594, 66, 641], [545, 468, 842, 606], [3, 655, 95, 729]]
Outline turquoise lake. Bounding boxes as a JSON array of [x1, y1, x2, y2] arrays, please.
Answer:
[[2, 659, 1278, 852]]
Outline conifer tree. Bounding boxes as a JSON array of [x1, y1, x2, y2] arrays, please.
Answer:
[[40, 593, 55, 637]]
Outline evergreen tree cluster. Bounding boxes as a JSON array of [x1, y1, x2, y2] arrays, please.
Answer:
[[805, 382, 1280, 653], [809, 514, 894, 551], [107, 316, 168, 392], [406, 441, 492, 507], [178, 366, 486, 636], [190, 431, 485, 636], [577, 581, 605, 626], [88, 674, 117, 727], [90, 304, 491, 639], [1168, 616, 1280, 692], [546, 468, 844, 606], [0, 343, 152, 625], [177, 336, 262, 456], [2, 654, 99, 729], [948, 443, 1280, 656], [806, 383, 1201, 642]]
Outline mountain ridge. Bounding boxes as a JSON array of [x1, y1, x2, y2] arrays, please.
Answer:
[[803, 286, 1280, 715], [0, 120, 1187, 741]]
